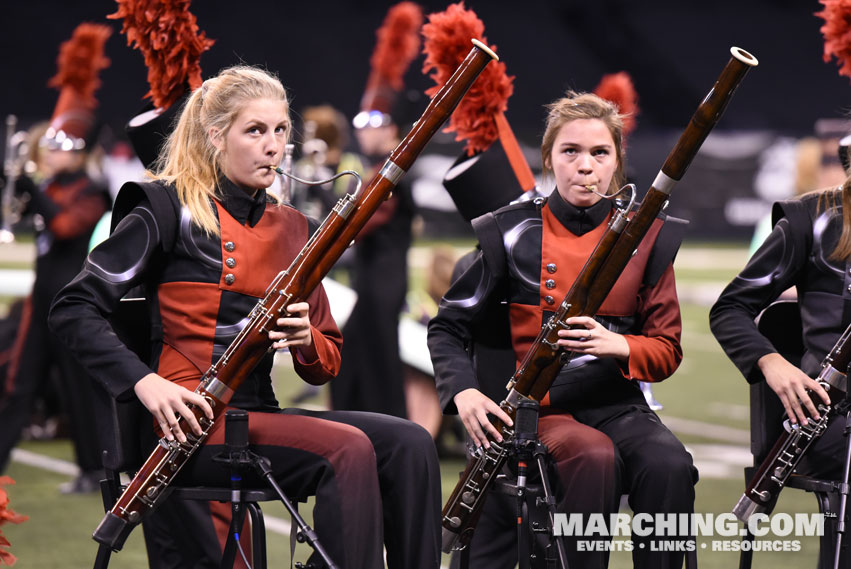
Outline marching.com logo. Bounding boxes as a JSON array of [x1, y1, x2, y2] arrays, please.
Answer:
[[552, 513, 823, 552]]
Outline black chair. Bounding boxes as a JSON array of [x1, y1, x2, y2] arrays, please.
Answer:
[[91, 390, 279, 569], [739, 299, 844, 569]]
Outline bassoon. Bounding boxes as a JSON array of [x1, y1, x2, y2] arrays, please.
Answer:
[[93, 39, 498, 551], [732, 323, 851, 522], [441, 46, 758, 552]]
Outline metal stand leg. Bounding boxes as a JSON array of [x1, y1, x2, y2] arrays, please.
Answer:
[[215, 409, 338, 569], [533, 445, 569, 568], [511, 400, 568, 569], [92, 543, 113, 569], [833, 406, 851, 569]]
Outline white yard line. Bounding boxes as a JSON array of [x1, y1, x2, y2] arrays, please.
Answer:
[[10, 448, 80, 476], [662, 416, 750, 445]]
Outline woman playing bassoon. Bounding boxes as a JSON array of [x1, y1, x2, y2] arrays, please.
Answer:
[[49, 65, 442, 569], [428, 91, 697, 569]]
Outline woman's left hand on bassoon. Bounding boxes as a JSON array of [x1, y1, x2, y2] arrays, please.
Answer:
[[557, 316, 630, 360], [269, 302, 313, 349]]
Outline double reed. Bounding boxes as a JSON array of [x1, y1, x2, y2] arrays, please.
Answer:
[[441, 46, 758, 552], [93, 39, 498, 551]]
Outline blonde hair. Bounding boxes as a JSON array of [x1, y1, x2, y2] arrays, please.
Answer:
[[154, 66, 290, 235], [814, 179, 851, 262], [540, 91, 626, 195]]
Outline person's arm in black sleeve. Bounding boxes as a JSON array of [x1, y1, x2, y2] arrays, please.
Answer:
[[709, 216, 803, 383], [48, 199, 163, 399], [427, 249, 513, 448], [710, 214, 830, 425], [20, 177, 60, 221]]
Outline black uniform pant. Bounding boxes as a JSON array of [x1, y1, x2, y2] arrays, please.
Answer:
[[143, 408, 442, 569], [331, 237, 409, 419], [796, 413, 851, 567], [0, 294, 101, 473]]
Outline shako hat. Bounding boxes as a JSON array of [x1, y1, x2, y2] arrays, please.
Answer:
[[354, 2, 423, 130], [43, 23, 112, 152], [422, 2, 536, 222], [109, 0, 214, 169]]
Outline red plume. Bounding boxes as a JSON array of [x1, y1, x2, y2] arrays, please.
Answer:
[[594, 71, 640, 137], [109, 0, 214, 110], [0, 476, 28, 567], [817, 0, 851, 81], [422, 2, 513, 156], [362, 2, 423, 112], [48, 23, 112, 109]]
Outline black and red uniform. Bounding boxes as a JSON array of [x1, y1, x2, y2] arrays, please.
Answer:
[[711, 191, 851, 482], [428, 189, 697, 569], [49, 178, 441, 569], [0, 169, 109, 476]]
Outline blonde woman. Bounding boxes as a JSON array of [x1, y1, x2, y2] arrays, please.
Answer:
[[50, 65, 440, 569]]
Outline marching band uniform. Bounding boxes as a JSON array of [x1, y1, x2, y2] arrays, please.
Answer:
[[710, 190, 850, 481], [49, 177, 442, 568], [0, 24, 112, 493], [0, 170, 109, 476], [331, 2, 423, 420], [429, 188, 696, 568], [331, 173, 415, 418]]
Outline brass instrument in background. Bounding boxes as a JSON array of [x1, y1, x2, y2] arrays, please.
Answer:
[[2, 115, 29, 243]]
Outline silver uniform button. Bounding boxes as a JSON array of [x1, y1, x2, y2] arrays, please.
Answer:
[[225, 274, 235, 285], [226, 257, 236, 268], [546, 263, 557, 274], [544, 295, 554, 305], [545, 279, 556, 289], [224, 241, 235, 252]]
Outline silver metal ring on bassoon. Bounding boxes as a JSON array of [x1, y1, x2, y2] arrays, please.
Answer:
[[379, 160, 406, 185], [202, 377, 234, 400], [652, 171, 677, 195], [820, 365, 847, 393]]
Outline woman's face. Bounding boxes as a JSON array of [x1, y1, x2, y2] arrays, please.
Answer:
[[212, 98, 288, 192], [547, 118, 618, 208]]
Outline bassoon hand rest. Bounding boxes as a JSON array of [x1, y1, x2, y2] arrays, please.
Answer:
[[93, 39, 498, 552], [441, 46, 758, 553]]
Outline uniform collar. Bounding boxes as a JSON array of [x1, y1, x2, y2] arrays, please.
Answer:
[[218, 176, 268, 227], [546, 187, 612, 236]]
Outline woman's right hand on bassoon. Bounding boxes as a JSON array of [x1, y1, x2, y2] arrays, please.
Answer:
[[133, 373, 214, 443], [757, 352, 831, 426], [453, 388, 513, 449]]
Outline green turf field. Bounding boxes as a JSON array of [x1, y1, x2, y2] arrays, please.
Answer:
[[0, 243, 833, 568]]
